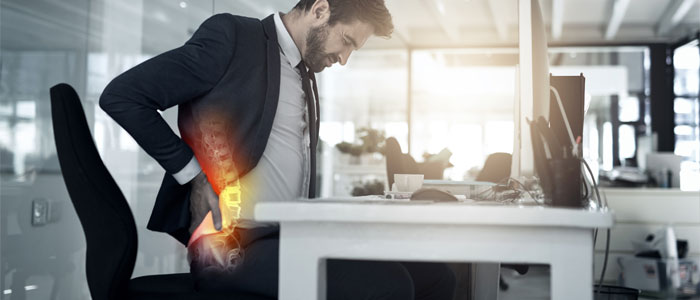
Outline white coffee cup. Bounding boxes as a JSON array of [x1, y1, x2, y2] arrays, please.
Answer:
[[394, 174, 424, 192]]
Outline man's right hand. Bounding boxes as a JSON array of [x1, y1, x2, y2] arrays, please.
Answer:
[[189, 171, 223, 234]]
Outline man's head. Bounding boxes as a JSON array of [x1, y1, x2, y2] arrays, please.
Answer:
[[290, 0, 393, 72]]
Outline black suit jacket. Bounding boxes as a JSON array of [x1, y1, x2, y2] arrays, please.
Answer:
[[100, 14, 281, 245]]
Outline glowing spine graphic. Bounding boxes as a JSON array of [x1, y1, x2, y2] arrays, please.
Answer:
[[196, 115, 244, 270]]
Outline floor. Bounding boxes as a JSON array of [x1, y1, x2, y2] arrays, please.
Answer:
[[497, 265, 700, 300], [499, 266, 550, 300]]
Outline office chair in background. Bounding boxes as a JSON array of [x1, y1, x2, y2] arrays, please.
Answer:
[[476, 152, 512, 183], [385, 137, 452, 187], [50, 83, 272, 300], [385, 137, 420, 187]]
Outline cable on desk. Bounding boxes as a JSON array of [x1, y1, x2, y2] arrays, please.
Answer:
[[593, 228, 598, 249], [507, 177, 542, 205], [582, 158, 610, 297], [582, 160, 602, 209], [474, 177, 545, 205], [581, 172, 590, 204], [581, 161, 597, 246]]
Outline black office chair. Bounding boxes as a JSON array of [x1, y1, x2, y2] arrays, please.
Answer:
[[384, 137, 419, 187], [50, 83, 272, 300], [385, 137, 452, 187], [476, 152, 512, 183]]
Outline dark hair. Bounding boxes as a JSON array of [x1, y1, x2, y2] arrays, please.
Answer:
[[293, 0, 393, 38]]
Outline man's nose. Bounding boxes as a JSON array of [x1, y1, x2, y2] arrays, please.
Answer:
[[339, 49, 353, 66]]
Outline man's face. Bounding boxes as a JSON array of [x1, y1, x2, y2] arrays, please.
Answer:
[[303, 19, 374, 73]]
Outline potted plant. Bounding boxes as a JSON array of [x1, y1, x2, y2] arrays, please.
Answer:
[[335, 127, 386, 165], [350, 179, 385, 196]]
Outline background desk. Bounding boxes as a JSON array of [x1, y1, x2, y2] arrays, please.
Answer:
[[595, 188, 700, 283], [255, 199, 614, 300]]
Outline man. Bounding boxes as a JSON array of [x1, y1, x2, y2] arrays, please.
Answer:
[[100, 0, 456, 299]]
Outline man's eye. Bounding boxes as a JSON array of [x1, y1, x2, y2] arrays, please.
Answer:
[[343, 38, 351, 46]]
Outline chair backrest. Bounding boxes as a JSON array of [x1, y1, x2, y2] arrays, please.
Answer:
[[476, 152, 512, 183], [50, 83, 137, 300], [384, 137, 419, 187]]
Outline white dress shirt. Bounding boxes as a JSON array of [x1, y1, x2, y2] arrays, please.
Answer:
[[175, 12, 311, 228]]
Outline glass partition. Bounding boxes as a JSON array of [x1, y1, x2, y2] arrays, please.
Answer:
[[1, 1, 217, 297]]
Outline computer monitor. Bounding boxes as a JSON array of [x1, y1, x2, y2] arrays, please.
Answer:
[[511, 0, 550, 178]]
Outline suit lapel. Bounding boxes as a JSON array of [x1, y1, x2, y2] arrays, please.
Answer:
[[261, 15, 281, 109], [252, 14, 281, 163]]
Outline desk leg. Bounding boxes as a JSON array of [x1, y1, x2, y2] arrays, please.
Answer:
[[472, 263, 500, 300], [278, 237, 327, 300], [550, 232, 593, 300]]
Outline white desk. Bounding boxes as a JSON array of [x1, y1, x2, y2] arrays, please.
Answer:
[[255, 198, 614, 300]]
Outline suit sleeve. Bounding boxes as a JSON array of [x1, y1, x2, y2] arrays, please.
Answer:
[[99, 13, 237, 176]]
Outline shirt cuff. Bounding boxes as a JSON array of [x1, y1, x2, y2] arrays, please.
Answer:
[[172, 156, 202, 185]]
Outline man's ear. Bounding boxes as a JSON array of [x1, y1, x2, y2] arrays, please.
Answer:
[[309, 0, 330, 26]]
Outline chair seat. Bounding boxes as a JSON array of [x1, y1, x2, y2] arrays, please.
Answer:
[[129, 273, 274, 300]]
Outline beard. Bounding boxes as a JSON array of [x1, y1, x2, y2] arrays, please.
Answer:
[[304, 24, 330, 73]]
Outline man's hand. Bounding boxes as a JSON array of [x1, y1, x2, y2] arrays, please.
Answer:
[[189, 171, 222, 234]]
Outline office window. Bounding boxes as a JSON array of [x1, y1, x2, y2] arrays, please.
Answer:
[[410, 49, 518, 181], [618, 96, 640, 122], [549, 47, 649, 170], [673, 41, 700, 190], [673, 42, 700, 164], [618, 124, 636, 160], [0, 51, 79, 177], [318, 50, 408, 196]]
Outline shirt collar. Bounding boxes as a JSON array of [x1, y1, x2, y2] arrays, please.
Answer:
[[274, 12, 302, 67]]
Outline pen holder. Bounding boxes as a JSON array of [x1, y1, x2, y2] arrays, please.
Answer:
[[548, 158, 583, 208]]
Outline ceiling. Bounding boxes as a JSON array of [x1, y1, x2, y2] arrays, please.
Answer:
[[223, 0, 700, 48], [2, 0, 699, 51], [379, 0, 700, 48]]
